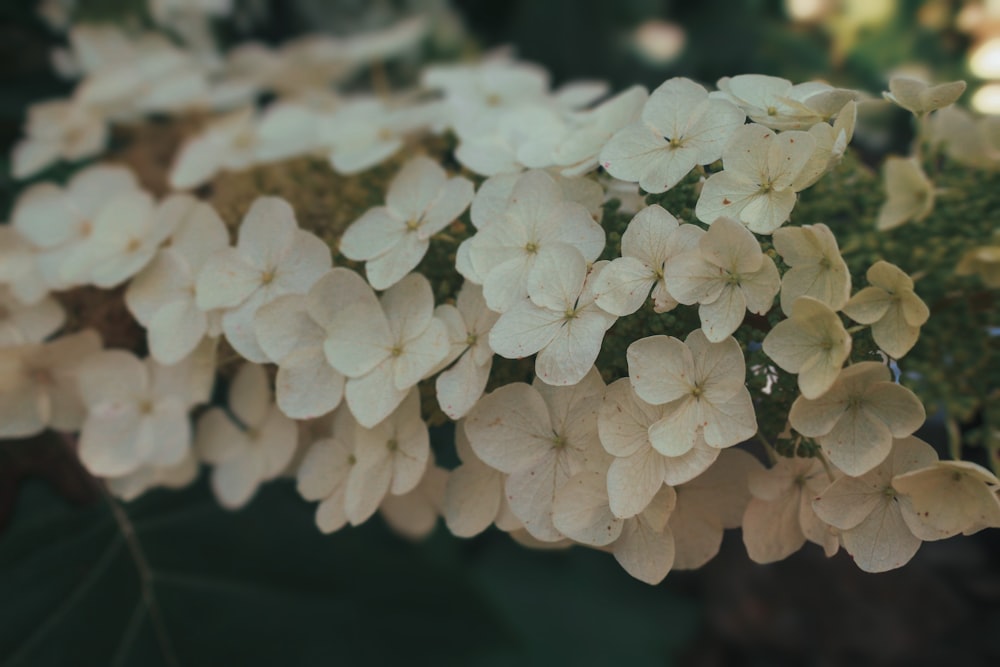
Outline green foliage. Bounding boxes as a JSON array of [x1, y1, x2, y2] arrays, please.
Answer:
[[0, 477, 702, 666]]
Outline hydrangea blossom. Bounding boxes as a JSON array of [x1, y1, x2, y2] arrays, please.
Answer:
[[489, 252, 616, 386], [664, 216, 780, 341], [125, 195, 229, 364], [714, 74, 858, 130], [464, 368, 609, 541], [772, 222, 852, 314], [339, 156, 474, 290], [322, 271, 449, 428], [812, 436, 938, 572], [599, 77, 744, 193], [443, 421, 519, 537], [842, 261, 929, 359], [195, 196, 331, 363], [882, 76, 966, 116], [0, 330, 100, 438], [196, 362, 297, 509], [433, 283, 499, 420], [296, 407, 357, 534], [459, 169, 605, 313], [627, 329, 757, 455], [742, 456, 838, 563], [0, 287, 65, 346], [876, 157, 935, 231], [892, 460, 1000, 540], [789, 362, 926, 477], [593, 204, 704, 316], [695, 123, 816, 234]]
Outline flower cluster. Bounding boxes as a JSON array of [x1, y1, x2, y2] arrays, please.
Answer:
[[2, 4, 999, 585]]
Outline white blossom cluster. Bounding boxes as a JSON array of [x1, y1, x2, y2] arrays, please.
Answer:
[[2, 5, 999, 585]]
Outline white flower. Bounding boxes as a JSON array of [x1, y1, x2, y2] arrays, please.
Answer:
[[344, 388, 430, 525], [453, 104, 569, 176], [893, 460, 1000, 540], [0, 330, 100, 438], [627, 329, 757, 455], [433, 283, 498, 420], [842, 261, 929, 359], [551, 470, 679, 584], [664, 216, 780, 342], [339, 156, 474, 289], [875, 157, 934, 231], [77, 347, 212, 476], [812, 436, 939, 572], [461, 169, 605, 312], [169, 109, 259, 190], [464, 368, 609, 541], [742, 456, 838, 563], [490, 251, 616, 386], [599, 378, 720, 519], [788, 361, 926, 477], [593, 204, 704, 316], [695, 123, 816, 234], [762, 296, 852, 399], [12, 164, 140, 289], [599, 77, 744, 193], [197, 363, 297, 509], [668, 449, 762, 569], [882, 76, 966, 116], [60, 188, 167, 289], [0, 287, 64, 346], [552, 85, 648, 176], [321, 98, 441, 175], [11, 99, 108, 180], [125, 196, 229, 364], [105, 451, 199, 501], [380, 463, 448, 540], [322, 270, 449, 428], [296, 406, 358, 534], [714, 74, 858, 130], [772, 222, 851, 314], [0, 227, 48, 305], [195, 196, 331, 363], [792, 100, 858, 190], [443, 420, 518, 537], [253, 276, 346, 420]]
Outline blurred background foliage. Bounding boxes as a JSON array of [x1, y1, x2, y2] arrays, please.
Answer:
[[2, 0, 1000, 665]]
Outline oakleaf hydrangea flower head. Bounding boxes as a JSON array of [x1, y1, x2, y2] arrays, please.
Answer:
[[195, 196, 331, 363], [197, 363, 297, 509], [552, 85, 648, 176], [339, 156, 474, 290], [599, 77, 744, 193], [842, 261, 929, 359], [664, 216, 780, 341], [772, 222, 851, 314], [695, 123, 816, 234], [489, 252, 616, 386], [789, 362, 926, 477], [812, 436, 939, 572], [762, 296, 852, 399], [627, 329, 757, 456], [593, 204, 704, 316]]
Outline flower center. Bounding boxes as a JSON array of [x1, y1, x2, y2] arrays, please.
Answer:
[[465, 332, 478, 346], [390, 345, 403, 357], [524, 241, 538, 254], [563, 308, 578, 321], [261, 269, 276, 285], [387, 438, 398, 452]]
